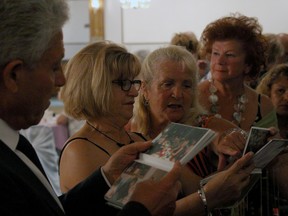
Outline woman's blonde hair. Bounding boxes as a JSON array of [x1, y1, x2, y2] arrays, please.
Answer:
[[60, 41, 141, 120]]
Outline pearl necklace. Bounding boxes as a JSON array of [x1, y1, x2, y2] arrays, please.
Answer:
[[208, 80, 248, 126]]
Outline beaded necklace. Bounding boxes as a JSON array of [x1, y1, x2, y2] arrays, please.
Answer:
[[208, 80, 248, 126], [86, 121, 133, 147]]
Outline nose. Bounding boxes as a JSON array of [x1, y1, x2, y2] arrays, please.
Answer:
[[284, 90, 288, 101], [217, 54, 226, 65], [128, 85, 139, 97], [171, 85, 183, 99]]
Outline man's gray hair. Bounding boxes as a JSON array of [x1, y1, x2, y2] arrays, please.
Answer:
[[0, 0, 69, 68]]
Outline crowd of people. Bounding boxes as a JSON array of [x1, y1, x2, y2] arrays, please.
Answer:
[[1, 1, 288, 216], [0, 1, 181, 215]]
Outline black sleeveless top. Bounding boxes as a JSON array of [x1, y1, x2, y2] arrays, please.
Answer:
[[254, 94, 263, 124], [59, 132, 147, 161]]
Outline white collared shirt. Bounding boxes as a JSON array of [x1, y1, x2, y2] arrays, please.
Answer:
[[0, 119, 64, 212]]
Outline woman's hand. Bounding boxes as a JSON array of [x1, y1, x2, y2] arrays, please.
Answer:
[[215, 128, 247, 170], [204, 152, 255, 209]]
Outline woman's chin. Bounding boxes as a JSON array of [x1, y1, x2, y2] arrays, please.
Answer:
[[167, 114, 184, 123]]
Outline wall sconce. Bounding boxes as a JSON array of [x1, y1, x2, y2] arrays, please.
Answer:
[[120, 0, 151, 9], [91, 0, 101, 10], [89, 0, 104, 41]]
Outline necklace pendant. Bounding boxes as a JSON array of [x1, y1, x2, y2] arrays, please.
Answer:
[[234, 103, 246, 112], [239, 94, 248, 104], [214, 114, 222, 118], [209, 94, 218, 104], [209, 84, 217, 93], [239, 104, 246, 112], [233, 112, 242, 123], [211, 104, 219, 113], [234, 104, 240, 112]]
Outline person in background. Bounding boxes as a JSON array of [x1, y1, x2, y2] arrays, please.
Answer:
[[20, 113, 62, 196], [170, 31, 199, 60], [198, 13, 278, 131], [0, 1, 182, 215], [277, 33, 288, 63], [263, 33, 285, 71], [170, 31, 210, 80], [56, 60, 85, 138], [129, 45, 255, 215], [256, 64, 288, 214], [246, 33, 285, 89], [256, 64, 288, 139], [56, 112, 85, 137], [197, 13, 287, 215], [59, 41, 148, 195]]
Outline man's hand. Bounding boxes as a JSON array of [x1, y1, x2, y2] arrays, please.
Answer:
[[129, 162, 182, 216], [102, 141, 152, 184]]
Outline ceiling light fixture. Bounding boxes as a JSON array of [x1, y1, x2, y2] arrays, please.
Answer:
[[120, 0, 151, 9]]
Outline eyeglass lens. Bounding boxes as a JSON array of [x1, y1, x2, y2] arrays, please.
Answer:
[[122, 80, 141, 91], [112, 80, 141, 91]]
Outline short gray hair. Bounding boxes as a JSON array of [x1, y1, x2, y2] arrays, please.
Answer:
[[0, 0, 69, 68]]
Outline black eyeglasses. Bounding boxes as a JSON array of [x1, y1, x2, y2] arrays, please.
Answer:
[[112, 79, 142, 91]]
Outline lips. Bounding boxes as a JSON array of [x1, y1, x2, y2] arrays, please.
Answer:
[[214, 69, 226, 73], [125, 101, 135, 105], [167, 104, 182, 109]]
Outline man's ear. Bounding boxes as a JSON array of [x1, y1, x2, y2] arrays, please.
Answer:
[[2, 60, 24, 92]]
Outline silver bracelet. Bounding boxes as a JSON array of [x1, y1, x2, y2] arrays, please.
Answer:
[[198, 187, 209, 215]]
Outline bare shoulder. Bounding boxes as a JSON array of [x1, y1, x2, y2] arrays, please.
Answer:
[[246, 86, 274, 116], [61, 137, 95, 160], [59, 136, 111, 176]]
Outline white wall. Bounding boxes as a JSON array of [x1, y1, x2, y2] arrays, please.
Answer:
[[63, 0, 90, 60], [105, 0, 288, 53], [64, 0, 288, 59]]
